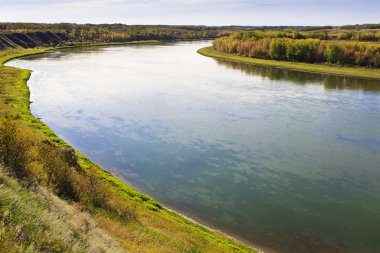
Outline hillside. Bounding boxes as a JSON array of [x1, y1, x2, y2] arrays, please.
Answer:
[[0, 164, 125, 252], [0, 32, 68, 50], [0, 24, 240, 50]]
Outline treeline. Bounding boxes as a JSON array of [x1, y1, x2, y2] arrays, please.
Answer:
[[227, 29, 380, 42], [1, 22, 379, 52], [213, 32, 380, 68], [340, 24, 380, 30], [0, 23, 236, 47]]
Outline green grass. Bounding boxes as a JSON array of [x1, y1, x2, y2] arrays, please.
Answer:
[[198, 46, 380, 80], [0, 45, 257, 252]]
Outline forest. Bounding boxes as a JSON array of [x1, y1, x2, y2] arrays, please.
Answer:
[[1, 23, 380, 51], [213, 30, 380, 68], [0, 23, 240, 50]]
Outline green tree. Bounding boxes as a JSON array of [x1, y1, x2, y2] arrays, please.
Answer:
[[269, 39, 287, 60], [325, 44, 341, 64]]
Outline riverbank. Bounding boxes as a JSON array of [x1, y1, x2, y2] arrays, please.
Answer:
[[0, 43, 258, 252], [198, 46, 380, 80]]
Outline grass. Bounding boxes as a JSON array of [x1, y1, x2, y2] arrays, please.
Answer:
[[0, 45, 257, 252], [0, 165, 124, 253], [198, 46, 380, 80]]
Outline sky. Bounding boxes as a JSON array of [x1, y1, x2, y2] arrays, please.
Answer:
[[0, 0, 378, 26]]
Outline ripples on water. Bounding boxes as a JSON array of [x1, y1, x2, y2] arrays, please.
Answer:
[[7, 42, 380, 253]]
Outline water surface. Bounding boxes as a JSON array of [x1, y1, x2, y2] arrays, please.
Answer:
[[7, 41, 380, 253]]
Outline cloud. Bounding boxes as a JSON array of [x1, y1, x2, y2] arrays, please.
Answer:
[[0, 0, 378, 25]]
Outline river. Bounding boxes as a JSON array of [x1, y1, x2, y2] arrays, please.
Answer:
[[7, 41, 380, 253]]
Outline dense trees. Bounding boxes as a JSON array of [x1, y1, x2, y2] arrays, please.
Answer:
[[213, 32, 380, 68], [1, 23, 379, 67], [1, 23, 379, 44], [0, 23, 236, 46], [226, 29, 380, 42], [0, 23, 243, 50]]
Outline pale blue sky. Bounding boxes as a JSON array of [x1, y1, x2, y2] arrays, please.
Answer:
[[0, 0, 378, 26]]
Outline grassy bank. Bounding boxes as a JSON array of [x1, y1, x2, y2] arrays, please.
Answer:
[[0, 164, 126, 252], [0, 45, 257, 252], [198, 46, 380, 80]]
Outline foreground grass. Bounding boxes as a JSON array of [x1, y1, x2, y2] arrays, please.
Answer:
[[198, 47, 380, 80], [0, 46, 256, 252], [0, 165, 125, 253]]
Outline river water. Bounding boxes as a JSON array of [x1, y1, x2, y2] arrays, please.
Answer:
[[7, 41, 380, 253]]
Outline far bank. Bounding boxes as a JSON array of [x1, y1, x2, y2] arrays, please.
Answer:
[[198, 47, 380, 80]]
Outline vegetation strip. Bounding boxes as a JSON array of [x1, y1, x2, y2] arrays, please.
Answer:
[[0, 44, 257, 252], [198, 46, 380, 80]]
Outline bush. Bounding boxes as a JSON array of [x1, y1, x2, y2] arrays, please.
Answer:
[[213, 32, 380, 67], [269, 39, 287, 60], [0, 121, 30, 179], [326, 44, 342, 64], [0, 120, 137, 223]]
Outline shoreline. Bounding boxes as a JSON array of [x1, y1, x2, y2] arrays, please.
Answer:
[[164, 206, 266, 253], [1, 42, 259, 253], [1, 40, 161, 64], [110, 170, 265, 253], [198, 46, 380, 80]]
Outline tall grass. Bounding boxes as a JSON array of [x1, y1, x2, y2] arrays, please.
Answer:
[[0, 165, 124, 253]]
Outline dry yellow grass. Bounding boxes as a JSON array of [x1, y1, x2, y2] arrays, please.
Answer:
[[0, 165, 125, 252]]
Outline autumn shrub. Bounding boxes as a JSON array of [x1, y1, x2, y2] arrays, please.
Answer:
[[0, 120, 137, 224], [37, 142, 80, 200], [38, 142, 137, 221], [0, 120, 30, 179], [80, 170, 138, 221], [214, 32, 380, 67]]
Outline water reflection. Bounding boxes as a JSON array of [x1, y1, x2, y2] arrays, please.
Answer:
[[215, 59, 380, 92], [22, 46, 105, 61], [323, 75, 380, 92]]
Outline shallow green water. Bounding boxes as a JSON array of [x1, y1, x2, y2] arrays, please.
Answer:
[[8, 41, 380, 253]]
